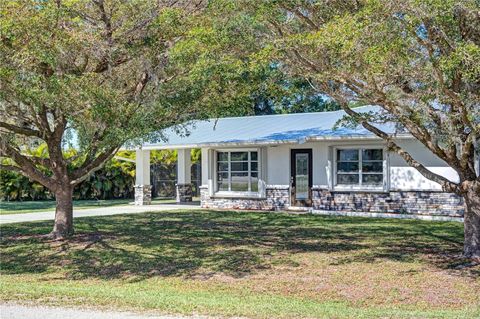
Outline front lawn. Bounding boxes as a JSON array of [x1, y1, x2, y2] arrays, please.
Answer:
[[1, 210, 479, 318]]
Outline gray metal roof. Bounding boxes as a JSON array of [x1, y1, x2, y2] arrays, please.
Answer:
[[142, 106, 402, 149]]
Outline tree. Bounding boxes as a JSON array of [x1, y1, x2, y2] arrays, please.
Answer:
[[0, 0, 208, 238], [248, 71, 340, 115], [165, 0, 339, 118], [230, 0, 480, 257]]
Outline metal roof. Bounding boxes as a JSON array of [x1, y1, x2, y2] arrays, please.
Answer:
[[142, 106, 403, 149]]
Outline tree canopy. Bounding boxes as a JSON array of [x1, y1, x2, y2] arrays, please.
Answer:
[[0, 0, 215, 237]]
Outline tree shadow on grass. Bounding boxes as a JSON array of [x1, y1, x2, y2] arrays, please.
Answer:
[[0, 210, 477, 280]]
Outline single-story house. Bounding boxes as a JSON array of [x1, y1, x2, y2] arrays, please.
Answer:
[[134, 106, 467, 220]]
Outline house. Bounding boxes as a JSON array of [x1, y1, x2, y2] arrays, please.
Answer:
[[134, 106, 465, 220]]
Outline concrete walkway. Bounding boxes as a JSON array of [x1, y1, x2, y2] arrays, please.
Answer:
[[0, 303, 212, 319], [0, 202, 201, 224]]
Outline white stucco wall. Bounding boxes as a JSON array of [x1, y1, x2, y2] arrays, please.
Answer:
[[265, 139, 458, 191], [202, 138, 459, 192], [389, 139, 459, 191], [265, 145, 290, 186]]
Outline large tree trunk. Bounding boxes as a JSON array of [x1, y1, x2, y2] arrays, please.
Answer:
[[463, 182, 480, 259], [52, 186, 74, 239]]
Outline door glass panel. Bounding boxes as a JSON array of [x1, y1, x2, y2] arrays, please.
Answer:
[[295, 153, 309, 199]]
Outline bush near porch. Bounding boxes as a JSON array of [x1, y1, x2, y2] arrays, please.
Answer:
[[1, 210, 479, 319], [0, 149, 201, 201]]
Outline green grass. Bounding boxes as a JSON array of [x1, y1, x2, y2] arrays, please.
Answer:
[[0, 198, 186, 215], [1, 210, 479, 318]]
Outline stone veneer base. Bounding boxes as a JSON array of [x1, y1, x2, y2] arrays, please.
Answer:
[[134, 185, 152, 205], [200, 186, 465, 218], [200, 186, 289, 211], [312, 189, 464, 217], [176, 183, 193, 203]]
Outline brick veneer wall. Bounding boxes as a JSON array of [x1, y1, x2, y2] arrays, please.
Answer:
[[199, 186, 465, 217]]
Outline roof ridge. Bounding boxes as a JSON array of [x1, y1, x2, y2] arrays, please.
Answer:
[[212, 105, 375, 121]]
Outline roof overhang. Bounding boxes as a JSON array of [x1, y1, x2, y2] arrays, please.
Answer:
[[133, 133, 414, 150]]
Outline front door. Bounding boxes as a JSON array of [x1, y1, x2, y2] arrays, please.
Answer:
[[290, 149, 313, 207]]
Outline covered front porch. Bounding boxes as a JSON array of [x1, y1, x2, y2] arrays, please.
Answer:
[[133, 148, 201, 206]]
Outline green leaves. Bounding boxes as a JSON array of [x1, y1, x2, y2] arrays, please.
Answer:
[[440, 42, 480, 83]]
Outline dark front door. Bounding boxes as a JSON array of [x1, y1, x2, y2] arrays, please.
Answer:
[[290, 149, 313, 207]]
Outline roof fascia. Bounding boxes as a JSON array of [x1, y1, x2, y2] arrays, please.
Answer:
[[134, 133, 414, 150]]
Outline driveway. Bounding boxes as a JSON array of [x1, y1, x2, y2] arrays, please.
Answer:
[[0, 303, 212, 319], [0, 202, 201, 224]]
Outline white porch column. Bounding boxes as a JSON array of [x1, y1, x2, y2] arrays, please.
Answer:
[[259, 147, 267, 198], [176, 148, 192, 202], [134, 149, 151, 205], [201, 148, 209, 187]]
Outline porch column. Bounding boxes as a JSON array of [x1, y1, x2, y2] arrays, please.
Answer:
[[176, 148, 192, 202], [134, 149, 151, 205]]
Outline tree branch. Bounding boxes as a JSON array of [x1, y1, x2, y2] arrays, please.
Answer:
[[337, 76, 464, 171], [24, 155, 51, 168], [0, 121, 42, 138], [0, 139, 56, 190], [335, 101, 461, 194], [70, 146, 120, 184], [0, 164, 22, 173], [280, 4, 320, 30]]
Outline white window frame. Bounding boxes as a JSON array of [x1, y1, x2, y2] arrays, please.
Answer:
[[213, 148, 261, 197], [333, 146, 388, 192]]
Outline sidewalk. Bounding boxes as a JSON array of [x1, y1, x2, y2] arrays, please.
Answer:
[[0, 203, 201, 224]]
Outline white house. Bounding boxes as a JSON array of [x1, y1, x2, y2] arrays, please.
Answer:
[[134, 106, 465, 219]]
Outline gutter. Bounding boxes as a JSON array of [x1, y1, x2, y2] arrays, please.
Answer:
[[128, 133, 414, 150]]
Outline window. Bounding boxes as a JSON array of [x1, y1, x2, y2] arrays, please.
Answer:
[[336, 148, 383, 187], [217, 151, 259, 192]]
